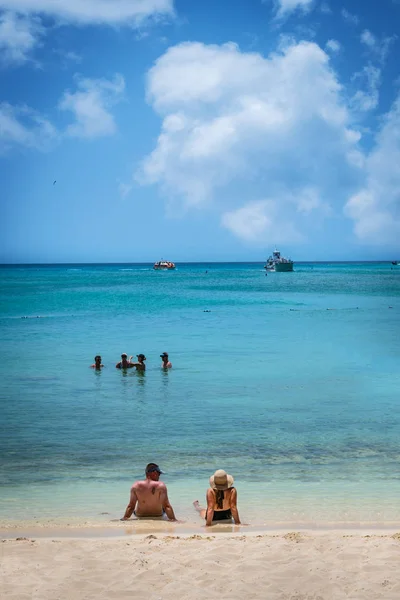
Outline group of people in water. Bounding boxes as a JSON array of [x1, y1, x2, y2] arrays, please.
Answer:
[[121, 464, 241, 527], [90, 352, 172, 371]]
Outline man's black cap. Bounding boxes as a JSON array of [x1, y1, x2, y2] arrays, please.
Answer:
[[145, 463, 163, 474]]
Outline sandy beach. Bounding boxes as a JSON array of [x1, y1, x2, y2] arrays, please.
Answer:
[[2, 528, 400, 599]]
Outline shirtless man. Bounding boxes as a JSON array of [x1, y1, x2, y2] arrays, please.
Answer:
[[91, 355, 104, 370], [160, 352, 172, 368], [116, 353, 134, 369], [121, 463, 176, 521]]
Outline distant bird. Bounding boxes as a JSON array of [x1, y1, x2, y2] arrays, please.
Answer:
[[53, 180, 57, 185]]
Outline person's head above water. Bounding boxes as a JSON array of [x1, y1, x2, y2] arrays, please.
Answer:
[[209, 469, 234, 490], [160, 352, 168, 359], [95, 355, 101, 362], [137, 354, 146, 361], [121, 353, 128, 358]]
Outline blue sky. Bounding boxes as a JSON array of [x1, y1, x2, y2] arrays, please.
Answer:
[[1, 0, 399, 263]]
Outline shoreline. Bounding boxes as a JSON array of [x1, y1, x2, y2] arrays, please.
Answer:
[[2, 517, 400, 539]]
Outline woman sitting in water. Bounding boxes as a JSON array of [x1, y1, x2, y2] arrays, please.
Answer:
[[193, 469, 241, 526]]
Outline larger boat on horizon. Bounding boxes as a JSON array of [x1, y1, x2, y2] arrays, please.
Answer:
[[264, 249, 294, 272], [153, 260, 176, 270]]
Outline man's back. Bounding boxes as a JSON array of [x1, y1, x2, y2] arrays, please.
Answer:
[[133, 479, 166, 516], [121, 463, 176, 521]]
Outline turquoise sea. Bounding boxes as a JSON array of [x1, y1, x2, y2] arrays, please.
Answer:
[[1, 262, 400, 530]]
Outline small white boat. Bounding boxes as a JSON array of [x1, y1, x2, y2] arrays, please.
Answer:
[[264, 249, 294, 272], [153, 260, 176, 270]]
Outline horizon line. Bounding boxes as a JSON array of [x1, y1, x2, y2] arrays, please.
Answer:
[[0, 260, 398, 266]]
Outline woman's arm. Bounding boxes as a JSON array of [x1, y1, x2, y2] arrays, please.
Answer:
[[229, 488, 241, 524], [205, 488, 215, 526]]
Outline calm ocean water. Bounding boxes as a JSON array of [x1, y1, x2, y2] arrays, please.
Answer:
[[1, 262, 399, 529]]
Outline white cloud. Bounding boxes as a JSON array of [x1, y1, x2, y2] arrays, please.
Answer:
[[360, 29, 396, 64], [221, 187, 330, 243], [0, 1, 174, 66], [320, 2, 332, 14], [351, 65, 381, 112], [325, 39, 341, 53], [274, 0, 314, 18], [0, 1, 174, 25], [0, 73, 125, 152], [341, 8, 359, 25], [0, 102, 57, 152], [53, 49, 82, 65], [0, 10, 43, 65], [344, 94, 400, 244], [137, 40, 364, 244], [221, 200, 304, 243], [59, 74, 125, 138], [360, 29, 376, 49], [118, 180, 133, 198]]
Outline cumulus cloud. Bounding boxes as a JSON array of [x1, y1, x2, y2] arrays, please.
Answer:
[[351, 65, 381, 112], [344, 94, 400, 244], [118, 180, 133, 199], [360, 29, 376, 49], [221, 187, 331, 243], [0, 1, 174, 66], [341, 8, 359, 25], [0, 73, 124, 152], [221, 200, 304, 243], [0, 10, 43, 65], [320, 2, 331, 14], [137, 40, 365, 244], [272, 0, 314, 18], [325, 39, 341, 53], [360, 29, 396, 64], [59, 74, 125, 138], [0, 0, 174, 25], [0, 102, 57, 153]]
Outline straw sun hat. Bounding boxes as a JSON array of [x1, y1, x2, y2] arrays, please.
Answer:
[[209, 469, 234, 490]]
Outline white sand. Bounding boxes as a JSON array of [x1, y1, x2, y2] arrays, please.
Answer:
[[2, 530, 400, 599]]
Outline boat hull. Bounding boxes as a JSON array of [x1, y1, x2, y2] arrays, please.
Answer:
[[154, 266, 175, 270], [274, 262, 294, 272], [153, 260, 176, 270]]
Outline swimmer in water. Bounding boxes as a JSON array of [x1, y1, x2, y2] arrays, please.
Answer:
[[160, 352, 172, 368], [116, 353, 134, 369], [91, 355, 104, 370], [131, 354, 146, 371]]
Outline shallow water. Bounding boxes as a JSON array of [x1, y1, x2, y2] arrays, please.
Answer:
[[1, 262, 399, 527]]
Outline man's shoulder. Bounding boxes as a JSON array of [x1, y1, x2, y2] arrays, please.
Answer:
[[132, 479, 146, 489]]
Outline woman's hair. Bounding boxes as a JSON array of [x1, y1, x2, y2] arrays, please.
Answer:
[[215, 490, 224, 509]]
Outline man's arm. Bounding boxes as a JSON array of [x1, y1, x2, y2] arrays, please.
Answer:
[[205, 488, 215, 526], [121, 485, 138, 520], [229, 488, 241, 524], [160, 484, 176, 521]]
